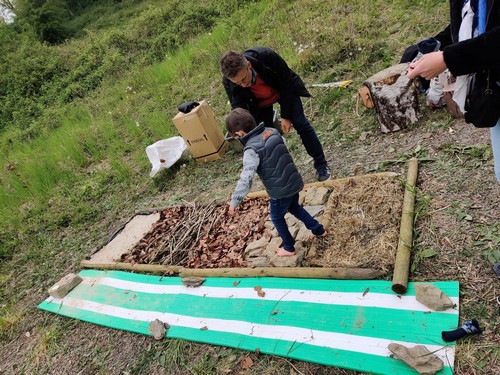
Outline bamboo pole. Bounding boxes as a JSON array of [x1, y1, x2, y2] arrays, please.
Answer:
[[80, 260, 385, 279], [246, 171, 399, 199], [391, 158, 419, 294]]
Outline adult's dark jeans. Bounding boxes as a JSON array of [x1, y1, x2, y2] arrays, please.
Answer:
[[270, 193, 324, 252], [255, 96, 328, 173]]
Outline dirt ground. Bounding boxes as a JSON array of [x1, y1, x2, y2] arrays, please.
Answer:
[[1, 113, 499, 374]]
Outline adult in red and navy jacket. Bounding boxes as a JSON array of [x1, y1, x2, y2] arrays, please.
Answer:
[[220, 47, 330, 182]]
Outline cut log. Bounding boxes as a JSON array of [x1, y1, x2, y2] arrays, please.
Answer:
[[363, 63, 419, 133]]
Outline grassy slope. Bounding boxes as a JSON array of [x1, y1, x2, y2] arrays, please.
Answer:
[[1, 0, 499, 374]]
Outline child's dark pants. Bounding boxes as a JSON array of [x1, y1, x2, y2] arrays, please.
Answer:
[[269, 193, 324, 252]]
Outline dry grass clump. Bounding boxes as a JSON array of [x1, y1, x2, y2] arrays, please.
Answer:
[[309, 175, 403, 272]]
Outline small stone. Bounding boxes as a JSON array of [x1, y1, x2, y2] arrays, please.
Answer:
[[266, 238, 283, 254], [303, 205, 325, 218], [148, 319, 169, 340], [181, 277, 206, 288], [353, 163, 364, 175], [295, 226, 312, 243], [246, 248, 264, 258], [359, 131, 370, 141], [303, 187, 330, 206], [244, 237, 269, 254], [422, 133, 432, 139], [288, 225, 299, 239], [247, 257, 270, 267], [415, 284, 454, 311]]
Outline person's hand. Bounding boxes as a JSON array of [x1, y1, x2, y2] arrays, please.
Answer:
[[281, 118, 292, 134], [228, 205, 235, 216], [407, 51, 447, 80]]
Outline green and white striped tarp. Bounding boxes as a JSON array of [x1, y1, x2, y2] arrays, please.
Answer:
[[38, 270, 459, 374]]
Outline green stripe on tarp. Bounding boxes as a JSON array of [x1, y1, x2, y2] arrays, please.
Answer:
[[39, 270, 458, 375], [64, 282, 455, 345], [37, 302, 454, 374]]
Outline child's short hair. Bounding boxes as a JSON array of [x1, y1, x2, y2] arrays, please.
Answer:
[[225, 108, 257, 136]]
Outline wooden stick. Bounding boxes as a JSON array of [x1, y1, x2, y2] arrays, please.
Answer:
[[179, 267, 384, 279], [391, 158, 419, 294], [80, 260, 183, 274], [246, 172, 399, 199], [80, 260, 385, 279]]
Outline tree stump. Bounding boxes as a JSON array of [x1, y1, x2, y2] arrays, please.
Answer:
[[363, 63, 419, 133]]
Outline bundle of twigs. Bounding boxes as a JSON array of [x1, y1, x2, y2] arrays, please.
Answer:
[[122, 203, 219, 265], [122, 198, 270, 268], [187, 198, 269, 269]]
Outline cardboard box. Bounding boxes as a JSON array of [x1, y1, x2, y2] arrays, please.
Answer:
[[172, 100, 226, 163]]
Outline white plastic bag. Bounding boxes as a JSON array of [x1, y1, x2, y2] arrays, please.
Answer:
[[146, 136, 187, 177]]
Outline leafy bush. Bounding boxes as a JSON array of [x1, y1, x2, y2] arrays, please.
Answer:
[[0, 0, 254, 133], [15, 0, 72, 44]]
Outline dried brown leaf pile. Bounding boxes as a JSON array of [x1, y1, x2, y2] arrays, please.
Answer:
[[121, 198, 269, 268], [308, 175, 404, 271]]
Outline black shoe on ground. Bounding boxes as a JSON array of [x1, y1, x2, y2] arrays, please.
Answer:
[[317, 167, 331, 182]]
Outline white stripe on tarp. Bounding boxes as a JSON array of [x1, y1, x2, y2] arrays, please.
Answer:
[[81, 276, 459, 314], [45, 296, 455, 366]]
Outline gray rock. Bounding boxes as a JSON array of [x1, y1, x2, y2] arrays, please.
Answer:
[[244, 236, 269, 254], [415, 284, 454, 311], [304, 205, 325, 218], [271, 254, 302, 267], [148, 319, 169, 340], [181, 277, 206, 288], [247, 257, 270, 267], [296, 226, 312, 243], [246, 248, 264, 259], [266, 237, 282, 253], [268, 228, 278, 237], [269, 243, 305, 267], [288, 225, 299, 239], [388, 343, 443, 375], [304, 187, 331, 206]]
